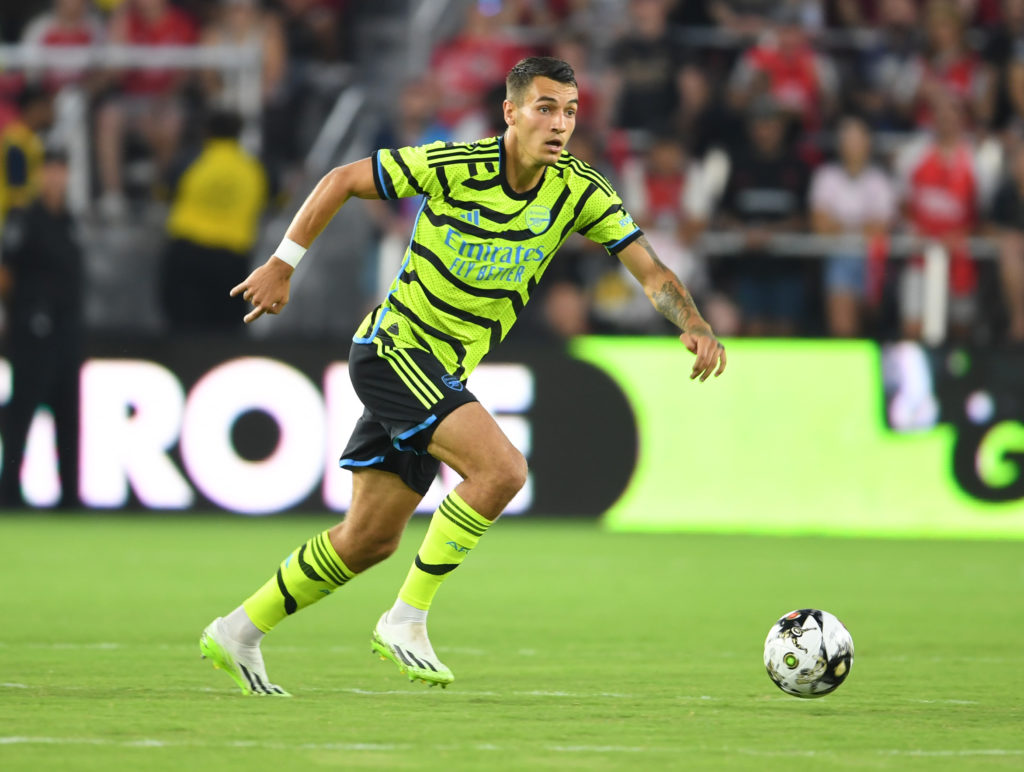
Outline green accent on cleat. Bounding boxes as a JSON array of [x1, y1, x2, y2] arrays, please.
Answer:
[[199, 620, 291, 697], [199, 631, 250, 695], [370, 623, 454, 688]]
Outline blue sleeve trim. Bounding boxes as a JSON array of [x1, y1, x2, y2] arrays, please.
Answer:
[[339, 455, 387, 468], [392, 414, 438, 453], [605, 227, 643, 254], [373, 150, 391, 200]]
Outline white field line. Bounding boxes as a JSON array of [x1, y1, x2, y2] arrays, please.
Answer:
[[0, 642, 489, 656], [1, 737, 1021, 758], [908, 699, 979, 705], [0, 736, 669, 754], [0, 682, 985, 707], [2, 682, 641, 700], [734, 748, 1024, 758], [4, 642, 1021, 665]]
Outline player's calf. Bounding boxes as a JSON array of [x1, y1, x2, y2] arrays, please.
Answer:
[[328, 520, 402, 573]]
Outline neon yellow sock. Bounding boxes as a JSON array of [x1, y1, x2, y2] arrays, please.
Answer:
[[398, 490, 493, 611], [243, 530, 356, 633]]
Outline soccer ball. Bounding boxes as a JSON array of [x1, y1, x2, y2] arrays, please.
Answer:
[[763, 609, 854, 698]]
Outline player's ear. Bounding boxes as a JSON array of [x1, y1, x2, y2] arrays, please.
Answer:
[[503, 99, 516, 127]]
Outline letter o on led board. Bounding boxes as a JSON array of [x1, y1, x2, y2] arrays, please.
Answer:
[[180, 357, 325, 514]]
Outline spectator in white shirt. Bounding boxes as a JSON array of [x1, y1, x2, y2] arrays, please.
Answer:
[[810, 116, 896, 337]]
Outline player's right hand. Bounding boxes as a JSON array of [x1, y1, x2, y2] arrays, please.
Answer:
[[230, 256, 294, 323], [680, 326, 727, 382]]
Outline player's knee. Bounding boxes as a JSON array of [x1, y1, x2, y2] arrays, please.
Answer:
[[486, 449, 528, 502], [328, 522, 400, 572], [359, 531, 401, 566]]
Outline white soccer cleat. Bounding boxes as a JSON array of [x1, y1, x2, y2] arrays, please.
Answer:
[[371, 612, 454, 687], [199, 617, 290, 696]]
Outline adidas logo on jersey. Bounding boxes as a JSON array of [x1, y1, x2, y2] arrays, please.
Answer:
[[457, 209, 481, 226]]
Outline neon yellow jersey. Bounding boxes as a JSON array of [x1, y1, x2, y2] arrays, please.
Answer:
[[358, 135, 642, 378]]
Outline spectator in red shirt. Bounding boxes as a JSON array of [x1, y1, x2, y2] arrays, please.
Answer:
[[892, 0, 993, 128], [94, 0, 198, 218], [20, 0, 105, 93], [727, 5, 839, 140], [896, 91, 982, 340], [428, 3, 534, 140]]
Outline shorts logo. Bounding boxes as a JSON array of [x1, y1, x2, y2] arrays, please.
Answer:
[[442, 374, 464, 391], [525, 204, 551, 235]]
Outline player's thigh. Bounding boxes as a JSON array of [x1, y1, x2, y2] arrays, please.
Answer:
[[426, 401, 525, 483]]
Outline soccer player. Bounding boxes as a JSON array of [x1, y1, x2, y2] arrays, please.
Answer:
[[200, 57, 726, 695]]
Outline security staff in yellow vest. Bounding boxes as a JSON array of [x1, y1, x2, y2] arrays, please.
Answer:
[[0, 86, 52, 222], [161, 110, 268, 333]]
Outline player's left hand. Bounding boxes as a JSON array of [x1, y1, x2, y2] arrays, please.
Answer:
[[230, 257, 294, 323], [680, 326, 726, 382]]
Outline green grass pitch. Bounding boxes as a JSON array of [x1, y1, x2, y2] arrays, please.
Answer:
[[1, 514, 1022, 771]]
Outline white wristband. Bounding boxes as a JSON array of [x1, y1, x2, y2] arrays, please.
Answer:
[[274, 237, 307, 268]]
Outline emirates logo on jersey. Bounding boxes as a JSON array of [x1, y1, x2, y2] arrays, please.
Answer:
[[525, 204, 551, 235]]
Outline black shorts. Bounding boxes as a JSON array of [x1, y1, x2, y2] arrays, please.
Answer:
[[339, 336, 478, 495]]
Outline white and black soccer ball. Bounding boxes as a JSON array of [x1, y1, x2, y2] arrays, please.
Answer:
[[763, 609, 854, 698]]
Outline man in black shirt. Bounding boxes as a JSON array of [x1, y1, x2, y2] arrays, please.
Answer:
[[0, 150, 83, 508], [606, 0, 683, 132], [718, 96, 810, 336], [990, 143, 1024, 341]]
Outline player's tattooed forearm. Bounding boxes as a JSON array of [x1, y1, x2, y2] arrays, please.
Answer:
[[638, 234, 704, 331], [653, 280, 699, 331], [637, 235, 669, 272]]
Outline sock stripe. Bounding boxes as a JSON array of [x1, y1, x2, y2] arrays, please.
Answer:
[[310, 533, 351, 586], [445, 493, 491, 530], [296, 544, 326, 583], [307, 537, 341, 585], [438, 504, 485, 538], [320, 532, 354, 582], [275, 568, 298, 615], [439, 499, 486, 537], [414, 554, 459, 575], [313, 535, 348, 585]]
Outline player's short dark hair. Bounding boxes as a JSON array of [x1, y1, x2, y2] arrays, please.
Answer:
[[505, 57, 577, 105]]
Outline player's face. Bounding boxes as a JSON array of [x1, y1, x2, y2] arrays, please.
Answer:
[[506, 77, 578, 167]]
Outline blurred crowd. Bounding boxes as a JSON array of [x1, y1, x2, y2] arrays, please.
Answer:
[[393, 0, 1024, 344], [2, 0, 1024, 344]]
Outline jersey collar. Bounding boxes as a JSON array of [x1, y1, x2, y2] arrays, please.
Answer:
[[498, 132, 547, 202]]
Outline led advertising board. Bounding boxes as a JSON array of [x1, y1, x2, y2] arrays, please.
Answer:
[[573, 338, 1024, 539], [3, 338, 1022, 538]]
